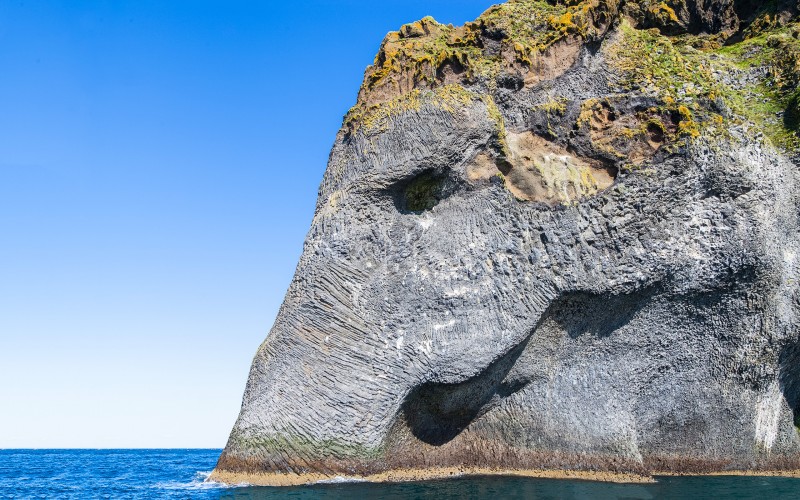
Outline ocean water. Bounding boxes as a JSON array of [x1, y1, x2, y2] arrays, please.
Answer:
[[2, 449, 800, 499]]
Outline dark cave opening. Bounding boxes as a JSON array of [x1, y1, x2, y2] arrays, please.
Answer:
[[391, 170, 460, 214], [393, 290, 654, 448], [397, 338, 530, 446]]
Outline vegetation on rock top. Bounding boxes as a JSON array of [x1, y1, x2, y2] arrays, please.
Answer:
[[344, 0, 800, 155]]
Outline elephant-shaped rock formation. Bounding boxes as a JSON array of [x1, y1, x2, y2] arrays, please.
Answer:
[[212, 0, 800, 485]]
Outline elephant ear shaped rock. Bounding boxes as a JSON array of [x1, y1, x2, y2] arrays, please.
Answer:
[[212, 0, 800, 486]]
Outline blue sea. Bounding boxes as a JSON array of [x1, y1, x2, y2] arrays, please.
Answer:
[[2, 449, 800, 499]]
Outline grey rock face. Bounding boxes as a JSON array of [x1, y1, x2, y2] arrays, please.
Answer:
[[214, 1, 800, 480]]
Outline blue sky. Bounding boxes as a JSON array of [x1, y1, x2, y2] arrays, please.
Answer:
[[0, 1, 494, 448]]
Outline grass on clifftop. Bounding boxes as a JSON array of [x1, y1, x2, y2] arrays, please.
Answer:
[[345, 0, 800, 153], [605, 21, 723, 145], [607, 16, 800, 151], [363, 1, 572, 90], [344, 0, 598, 131], [716, 22, 800, 150]]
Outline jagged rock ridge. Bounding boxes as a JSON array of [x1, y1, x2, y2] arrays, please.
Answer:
[[212, 0, 800, 484]]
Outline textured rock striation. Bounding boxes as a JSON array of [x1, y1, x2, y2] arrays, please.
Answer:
[[213, 0, 800, 484]]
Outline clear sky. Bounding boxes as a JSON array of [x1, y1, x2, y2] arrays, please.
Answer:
[[0, 1, 494, 448]]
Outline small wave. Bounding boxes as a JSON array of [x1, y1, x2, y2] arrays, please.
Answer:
[[315, 476, 367, 484], [156, 470, 246, 490]]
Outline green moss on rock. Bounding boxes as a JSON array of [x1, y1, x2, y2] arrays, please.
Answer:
[[403, 172, 445, 213]]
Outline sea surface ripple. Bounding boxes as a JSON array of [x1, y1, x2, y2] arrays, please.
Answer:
[[3, 449, 800, 499]]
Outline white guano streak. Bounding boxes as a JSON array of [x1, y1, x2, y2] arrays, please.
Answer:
[[754, 381, 783, 452]]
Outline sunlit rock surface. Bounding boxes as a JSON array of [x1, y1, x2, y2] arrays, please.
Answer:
[[213, 0, 800, 484]]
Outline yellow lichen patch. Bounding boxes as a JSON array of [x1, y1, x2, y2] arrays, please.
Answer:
[[478, 0, 574, 52], [348, 90, 423, 133], [513, 41, 533, 65], [538, 97, 568, 116], [676, 105, 700, 137], [502, 131, 615, 205], [549, 11, 577, 35], [648, 2, 679, 24], [433, 84, 476, 113], [482, 94, 511, 157], [346, 84, 479, 134], [578, 99, 616, 132], [577, 98, 601, 129]]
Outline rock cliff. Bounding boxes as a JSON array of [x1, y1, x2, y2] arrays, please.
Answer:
[[212, 0, 800, 484]]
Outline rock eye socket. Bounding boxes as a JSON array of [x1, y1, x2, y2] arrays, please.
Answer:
[[394, 171, 451, 213]]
